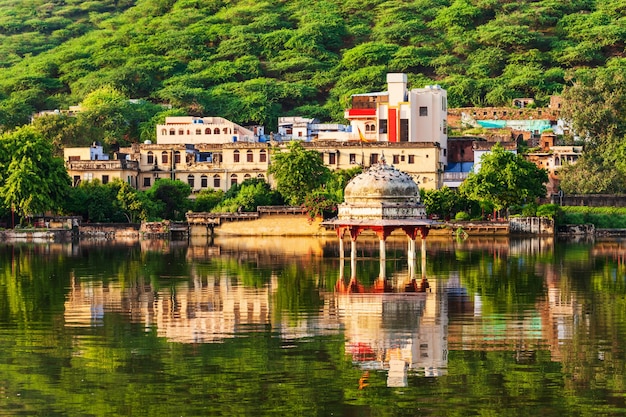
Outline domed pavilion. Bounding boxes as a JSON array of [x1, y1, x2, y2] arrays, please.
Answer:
[[324, 157, 434, 275]]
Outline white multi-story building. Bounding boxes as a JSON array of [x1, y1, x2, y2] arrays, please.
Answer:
[[156, 116, 263, 145], [343, 73, 448, 167]]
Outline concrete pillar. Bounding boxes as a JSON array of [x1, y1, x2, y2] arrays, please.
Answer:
[[379, 238, 386, 260], [379, 256, 386, 279], [339, 237, 344, 259], [421, 238, 427, 279], [351, 239, 357, 279]]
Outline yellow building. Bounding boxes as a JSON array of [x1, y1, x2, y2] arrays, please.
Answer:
[[64, 145, 139, 187]]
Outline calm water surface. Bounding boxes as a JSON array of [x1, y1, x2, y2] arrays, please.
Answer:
[[0, 235, 625, 416]]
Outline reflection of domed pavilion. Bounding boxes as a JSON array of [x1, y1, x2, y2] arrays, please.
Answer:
[[324, 157, 434, 280]]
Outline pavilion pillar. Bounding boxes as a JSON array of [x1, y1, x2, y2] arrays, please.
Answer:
[[421, 237, 427, 279], [350, 239, 357, 279], [379, 238, 386, 260], [379, 256, 386, 279], [339, 237, 344, 259], [407, 236, 416, 280]]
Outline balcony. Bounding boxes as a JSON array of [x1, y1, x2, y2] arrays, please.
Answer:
[[66, 160, 139, 171]]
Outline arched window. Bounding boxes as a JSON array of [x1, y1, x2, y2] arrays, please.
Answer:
[[201, 175, 208, 188], [230, 174, 238, 187], [147, 151, 154, 164], [257, 173, 265, 180], [213, 175, 221, 188], [174, 151, 181, 164], [187, 175, 195, 188], [259, 149, 267, 163], [246, 150, 253, 163], [214, 128, 220, 134], [233, 150, 240, 163], [161, 151, 169, 164], [161, 129, 167, 135], [205, 128, 211, 134], [178, 129, 184, 135], [365, 124, 371, 132], [195, 129, 201, 135], [555, 157, 561, 166], [244, 174, 251, 181], [169, 129, 175, 136], [223, 128, 228, 134]]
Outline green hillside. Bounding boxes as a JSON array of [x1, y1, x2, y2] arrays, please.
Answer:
[[0, 0, 624, 132]]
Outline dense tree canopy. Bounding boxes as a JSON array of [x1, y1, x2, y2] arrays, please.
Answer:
[[0, 0, 624, 134], [269, 141, 331, 206], [459, 143, 548, 215], [0, 126, 70, 220]]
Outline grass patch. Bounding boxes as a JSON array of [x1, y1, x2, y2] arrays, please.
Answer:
[[562, 206, 626, 228]]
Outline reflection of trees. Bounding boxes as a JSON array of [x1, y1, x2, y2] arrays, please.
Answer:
[[5, 239, 626, 415]]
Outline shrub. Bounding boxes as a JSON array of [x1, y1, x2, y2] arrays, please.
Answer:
[[455, 211, 471, 221]]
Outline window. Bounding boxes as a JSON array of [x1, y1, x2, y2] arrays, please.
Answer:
[[201, 175, 208, 188], [169, 129, 175, 135], [419, 106, 428, 116], [259, 150, 267, 162], [161, 129, 167, 135], [329, 153, 336, 164], [187, 175, 195, 188], [443, 120, 447, 134], [379, 119, 387, 134], [230, 174, 238, 187], [257, 173, 265, 179], [195, 129, 201, 135], [350, 153, 356, 164], [178, 129, 184, 135], [214, 128, 220, 134], [408, 155, 415, 164], [205, 128, 211, 134], [213, 175, 221, 188], [143, 177, 151, 187], [69, 155, 80, 161], [83, 172, 92, 181], [247, 150, 253, 163], [244, 174, 251, 181], [102, 175, 109, 185], [233, 150, 240, 163], [223, 128, 228, 134], [73, 176, 81, 186], [161, 151, 168, 164], [393, 155, 399, 164], [370, 153, 379, 165], [174, 151, 181, 164], [147, 152, 154, 164], [400, 119, 409, 142]]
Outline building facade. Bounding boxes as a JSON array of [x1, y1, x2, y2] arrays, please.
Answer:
[[156, 116, 263, 145]]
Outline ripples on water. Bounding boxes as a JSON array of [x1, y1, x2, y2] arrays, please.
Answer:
[[0, 236, 626, 416]]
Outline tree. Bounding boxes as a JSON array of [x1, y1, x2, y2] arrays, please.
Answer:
[[144, 178, 191, 221], [561, 63, 626, 147], [268, 141, 330, 206], [0, 126, 70, 222], [459, 143, 548, 217]]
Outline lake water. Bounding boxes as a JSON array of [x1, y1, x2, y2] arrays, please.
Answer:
[[0, 235, 625, 416]]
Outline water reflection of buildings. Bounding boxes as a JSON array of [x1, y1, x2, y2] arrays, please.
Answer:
[[62, 236, 596, 388]]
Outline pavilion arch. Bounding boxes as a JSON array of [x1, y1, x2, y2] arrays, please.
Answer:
[[214, 128, 220, 134], [161, 129, 167, 135], [205, 128, 211, 134]]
